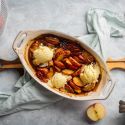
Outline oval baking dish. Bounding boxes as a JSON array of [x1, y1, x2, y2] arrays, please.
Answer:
[[13, 30, 115, 100]]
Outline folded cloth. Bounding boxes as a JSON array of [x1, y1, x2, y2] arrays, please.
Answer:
[[0, 8, 125, 116]]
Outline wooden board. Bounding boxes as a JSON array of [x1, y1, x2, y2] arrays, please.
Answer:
[[0, 57, 125, 75], [106, 57, 125, 71]]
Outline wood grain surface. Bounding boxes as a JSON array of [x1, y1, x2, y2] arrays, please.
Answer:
[[0, 57, 125, 71]]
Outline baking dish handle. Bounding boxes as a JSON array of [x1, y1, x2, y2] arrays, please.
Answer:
[[12, 31, 27, 54], [97, 79, 115, 100]]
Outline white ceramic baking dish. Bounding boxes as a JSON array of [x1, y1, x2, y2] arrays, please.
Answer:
[[12, 30, 115, 100]]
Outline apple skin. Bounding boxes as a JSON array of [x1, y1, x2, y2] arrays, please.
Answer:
[[86, 103, 106, 122]]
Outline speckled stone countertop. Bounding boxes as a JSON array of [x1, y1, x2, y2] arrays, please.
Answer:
[[0, 0, 125, 125]]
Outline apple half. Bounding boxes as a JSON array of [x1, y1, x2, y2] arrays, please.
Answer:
[[86, 103, 106, 122]]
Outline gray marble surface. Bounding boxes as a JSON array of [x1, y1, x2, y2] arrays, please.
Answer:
[[0, 0, 125, 125]]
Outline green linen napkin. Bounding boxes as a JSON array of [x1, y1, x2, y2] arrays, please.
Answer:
[[0, 8, 125, 116]]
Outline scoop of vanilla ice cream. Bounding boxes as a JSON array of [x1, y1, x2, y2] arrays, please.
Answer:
[[33, 44, 54, 65], [51, 73, 70, 89], [80, 63, 100, 84]]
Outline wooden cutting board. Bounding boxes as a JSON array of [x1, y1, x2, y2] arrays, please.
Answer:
[[0, 57, 125, 75], [106, 57, 125, 71]]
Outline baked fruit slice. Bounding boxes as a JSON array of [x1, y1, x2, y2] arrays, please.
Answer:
[[54, 60, 65, 69], [65, 84, 74, 93], [45, 37, 60, 45], [62, 69, 74, 75], [68, 80, 82, 93], [73, 77, 84, 87]]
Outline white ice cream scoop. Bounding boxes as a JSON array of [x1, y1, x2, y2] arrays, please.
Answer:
[[33, 44, 54, 65], [51, 72, 70, 89], [80, 63, 100, 84]]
